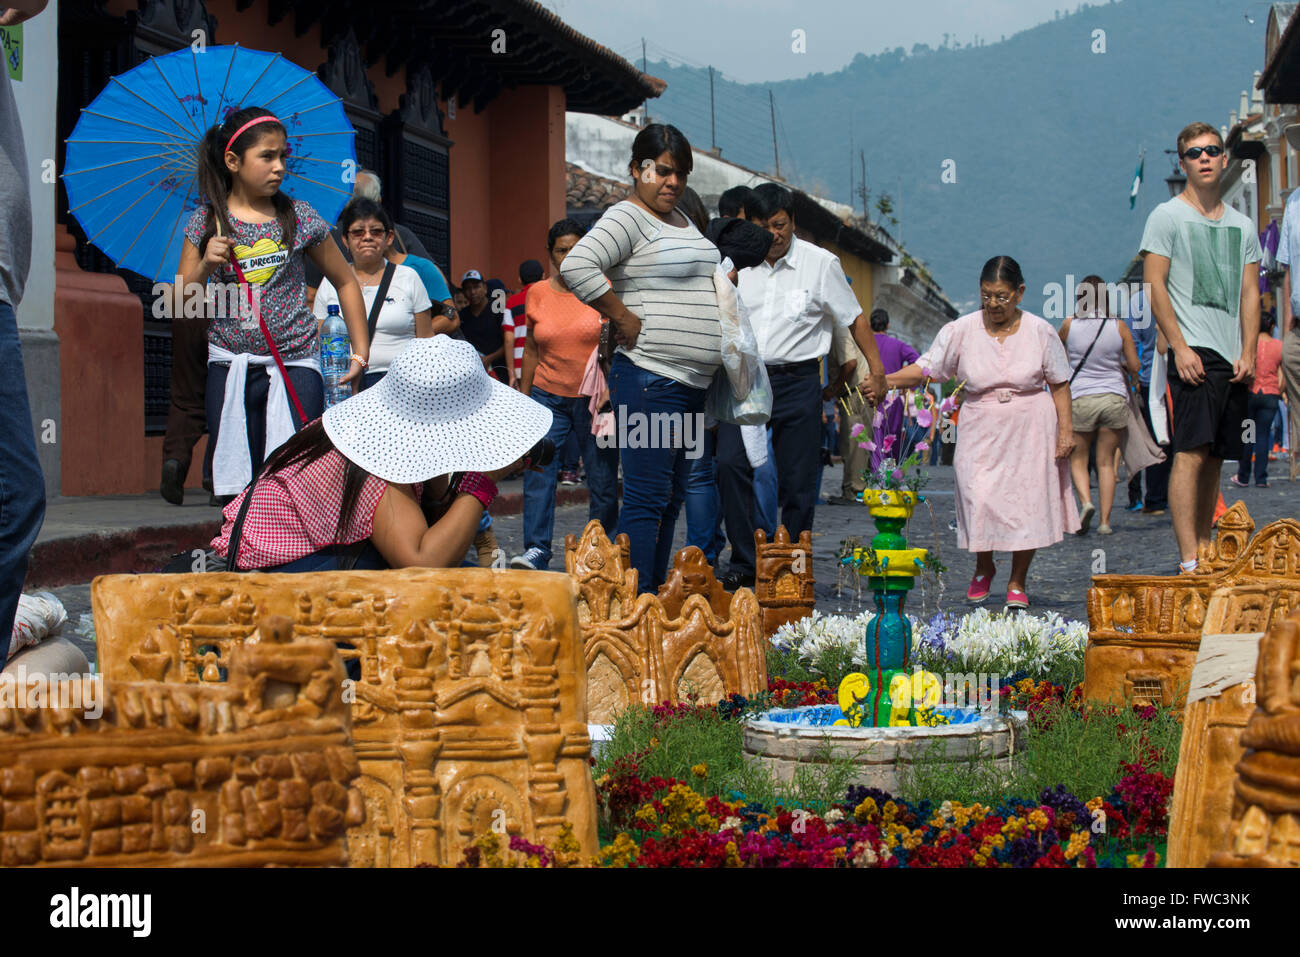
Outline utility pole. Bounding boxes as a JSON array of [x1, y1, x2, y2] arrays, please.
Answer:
[[769, 89, 780, 179], [709, 66, 716, 150], [860, 151, 868, 219], [641, 38, 648, 125]]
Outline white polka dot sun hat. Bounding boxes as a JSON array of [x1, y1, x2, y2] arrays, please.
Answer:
[[322, 337, 553, 484]]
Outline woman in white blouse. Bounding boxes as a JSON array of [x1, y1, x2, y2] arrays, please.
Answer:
[[313, 198, 432, 389]]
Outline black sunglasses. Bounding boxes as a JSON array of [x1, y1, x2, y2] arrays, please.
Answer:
[[1181, 145, 1224, 160]]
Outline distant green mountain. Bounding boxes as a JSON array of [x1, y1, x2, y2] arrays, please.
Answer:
[[645, 0, 1265, 317]]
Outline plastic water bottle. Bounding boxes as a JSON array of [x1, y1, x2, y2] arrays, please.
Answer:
[[320, 304, 350, 408]]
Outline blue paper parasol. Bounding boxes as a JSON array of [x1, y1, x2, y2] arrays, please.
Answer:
[[63, 44, 355, 283]]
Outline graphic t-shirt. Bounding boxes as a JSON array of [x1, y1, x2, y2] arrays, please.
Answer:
[[184, 200, 331, 361], [1139, 197, 1262, 363], [312, 263, 431, 372]]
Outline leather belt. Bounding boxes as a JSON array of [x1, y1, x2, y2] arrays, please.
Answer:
[[764, 358, 819, 376]]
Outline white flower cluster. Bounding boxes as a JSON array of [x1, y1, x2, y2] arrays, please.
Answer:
[[770, 609, 920, 674], [919, 608, 1087, 678]]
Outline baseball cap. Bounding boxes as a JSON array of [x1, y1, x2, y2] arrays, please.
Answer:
[[461, 269, 483, 283]]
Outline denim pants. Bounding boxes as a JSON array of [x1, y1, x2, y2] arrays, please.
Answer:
[[754, 430, 778, 533], [205, 362, 324, 480], [521, 386, 619, 568], [0, 301, 46, 667], [1238, 392, 1281, 484], [684, 427, 726, 565], [608, 354, 705, 593]]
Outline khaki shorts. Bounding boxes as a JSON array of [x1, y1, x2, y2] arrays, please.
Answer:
[[1072, 392, 1127, 432]]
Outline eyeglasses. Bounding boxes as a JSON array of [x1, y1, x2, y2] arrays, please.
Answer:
[[1181, 145, 1224, 160], [980, 293, 1014, 306], [347, 226, 388, 239]]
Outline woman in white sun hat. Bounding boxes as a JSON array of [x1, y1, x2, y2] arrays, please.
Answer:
[[209, 337, 552, 571]]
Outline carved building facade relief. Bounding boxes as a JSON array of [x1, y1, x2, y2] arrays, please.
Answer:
[[1084, 506, 1300, 709], [0, 618, 360, 866], [92, 569, 599, 868], [565, 522, 768, 724]]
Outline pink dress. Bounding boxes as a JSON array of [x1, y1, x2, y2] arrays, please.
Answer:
[[918, 311, 1080, 552]]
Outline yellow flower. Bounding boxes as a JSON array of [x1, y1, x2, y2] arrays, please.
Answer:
[[853, 797, 879, 823], [596, 832, 640, 867], [634, 805, 659, 826], [1027, 809, 1050, 833], [1001, 816, 1026, 839], [882, 800, 899, 822], [691, 763, 708, 779], [594, 773, 611, 788], [724, 840, 742, 868], [1064, 830, 1090, 861]]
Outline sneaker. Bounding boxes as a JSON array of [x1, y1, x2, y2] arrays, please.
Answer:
[[1125, 500, 1143, 512], [826, 494, 861, 506], [559, 470, 580, 486], [1230, 476, 1249, 488], [509, 547, 547, 570], [1098, 524, 1113, 535], [1005, 588, 1029, 609], [160, 458, 185, 506], [967, 566, 996, 602], [947, 518, 959, 531], [1077, 502, 1095, 535]]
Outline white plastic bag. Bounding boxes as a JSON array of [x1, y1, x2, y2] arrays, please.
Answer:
[[10, 592, 68, 653], [709, 266, 771, 424]]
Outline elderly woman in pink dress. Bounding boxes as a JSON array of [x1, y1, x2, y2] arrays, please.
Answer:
[[881, 256, 1079, 609]]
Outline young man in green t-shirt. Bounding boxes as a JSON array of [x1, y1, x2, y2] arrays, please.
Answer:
[[1141, 122, 1261, 573]]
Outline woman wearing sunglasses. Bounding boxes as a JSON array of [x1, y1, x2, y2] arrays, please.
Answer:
[[884, 256, 1080, 609], [313, 198, 434, 390]]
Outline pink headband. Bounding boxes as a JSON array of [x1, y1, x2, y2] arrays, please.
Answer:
[[225, 115, 280, 154]]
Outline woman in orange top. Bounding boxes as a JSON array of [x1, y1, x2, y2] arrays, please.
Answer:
[[1234, 312, 1287, 488], [510, 219, 620, 570]]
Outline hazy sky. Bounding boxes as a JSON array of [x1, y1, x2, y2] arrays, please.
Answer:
[[542, 0, 1083, 82]]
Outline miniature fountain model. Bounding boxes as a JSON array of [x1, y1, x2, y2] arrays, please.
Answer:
[[746, 396, 1025, 789]]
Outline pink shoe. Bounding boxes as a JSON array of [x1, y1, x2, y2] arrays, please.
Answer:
[[1005, 588, 1029, 609], [967, 566, 996, 602]]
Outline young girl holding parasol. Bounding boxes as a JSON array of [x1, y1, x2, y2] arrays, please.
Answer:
[[178, 106, 369, 500]]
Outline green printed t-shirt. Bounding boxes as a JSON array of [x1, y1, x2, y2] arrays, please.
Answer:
[[1139, 196, 1261, 363]]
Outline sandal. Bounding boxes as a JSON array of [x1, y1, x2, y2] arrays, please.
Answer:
[[967, 565, 996, 602]]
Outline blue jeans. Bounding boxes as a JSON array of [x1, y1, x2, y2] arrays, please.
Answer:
[[520, 390, 616, 566], [609, 354, 705, 593], [205, 362, 324, 480], [522, 386, 620, 567], [360, 370, 386, 391], [1238, 392, 1281, 484], [685, 428, 726, 565], [0, 301, 46, 666]]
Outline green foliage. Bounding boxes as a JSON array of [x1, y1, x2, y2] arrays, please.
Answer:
[[896, 699, 1184, 807], [594, 703, 858, 814]]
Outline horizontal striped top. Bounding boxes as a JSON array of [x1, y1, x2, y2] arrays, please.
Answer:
[[559, 200, 722, 389]]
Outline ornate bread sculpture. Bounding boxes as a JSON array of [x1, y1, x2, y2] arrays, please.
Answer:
[[0, 616, 361, 866], [1165, 583, 1300, 866], [1084, 504, 1300, 708], [1208, 607, 1300, 867], [565, 523, 767, 724], [754, 526, 816, 639], [91, 569, 598, 868]]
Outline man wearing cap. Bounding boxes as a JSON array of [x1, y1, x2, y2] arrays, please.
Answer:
[[504, 260, 545, 389], [458, 270, 508, 381], [715, 182, 888, 590]]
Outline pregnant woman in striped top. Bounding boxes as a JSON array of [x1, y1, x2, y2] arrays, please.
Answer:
[[560, 124, 724, 592]]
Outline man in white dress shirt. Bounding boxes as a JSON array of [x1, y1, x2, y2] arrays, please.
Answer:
[[715, 184, 888, 588]]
